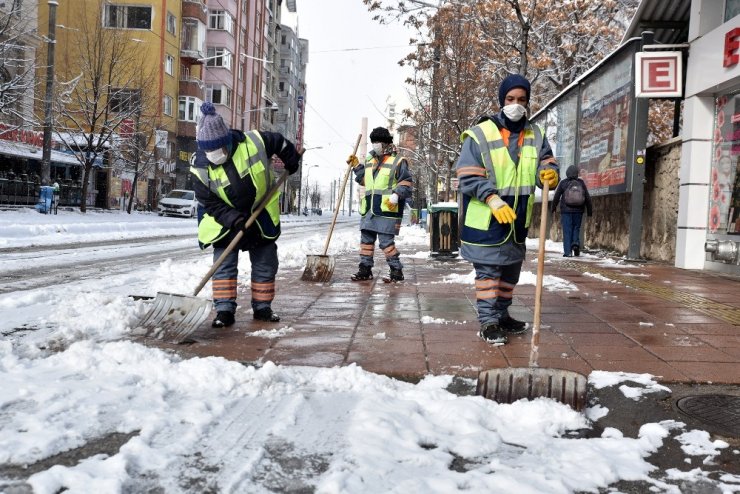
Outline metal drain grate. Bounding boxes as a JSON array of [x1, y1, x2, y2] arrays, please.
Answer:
[[675, 394, 740, 437]]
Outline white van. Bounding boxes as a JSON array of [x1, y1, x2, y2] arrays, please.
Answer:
[[157, 190, 198, 218]]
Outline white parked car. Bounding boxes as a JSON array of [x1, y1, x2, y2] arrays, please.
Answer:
[[157, 189, 198, 218]]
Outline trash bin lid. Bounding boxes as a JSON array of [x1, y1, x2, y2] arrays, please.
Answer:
[[428, 201, 459, 213]]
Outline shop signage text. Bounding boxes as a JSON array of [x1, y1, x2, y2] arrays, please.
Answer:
[[0, 123, 43, 147]]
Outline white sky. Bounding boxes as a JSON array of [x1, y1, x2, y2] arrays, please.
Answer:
[[0, 209, 737, 492], [282, 0, 417, 197]]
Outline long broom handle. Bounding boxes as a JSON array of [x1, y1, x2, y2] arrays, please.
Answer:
[[529, 180, 549, 368], [192, 170, 290, 296], [321, 133, 363, 256]]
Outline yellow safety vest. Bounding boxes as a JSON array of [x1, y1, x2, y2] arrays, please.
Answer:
[[359, 154, 404, 218], [460, 120, 542, 246], [190, 131, 281, 247]]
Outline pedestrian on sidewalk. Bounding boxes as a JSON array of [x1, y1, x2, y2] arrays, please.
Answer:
[[551, 165, 593, 257], [191, 102, 302, 328], [455, 74, 560, 345], [347, 126, 413, 283]]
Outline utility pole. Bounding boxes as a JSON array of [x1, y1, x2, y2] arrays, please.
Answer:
[[40, 0, 59, 186]]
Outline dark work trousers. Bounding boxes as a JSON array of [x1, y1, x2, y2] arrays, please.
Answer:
[[472, 261, 522, 326], [212, 241, 279, 313], [561, 212, 583, 256], [359, 229, 403, 270]]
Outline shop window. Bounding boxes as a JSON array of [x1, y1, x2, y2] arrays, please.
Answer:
[[103, 5, 152, 30], [710, 92, 740, 235]]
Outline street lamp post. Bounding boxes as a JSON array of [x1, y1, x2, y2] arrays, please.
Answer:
[[297, 164, 318, 214], [40, 0, 59, 186]]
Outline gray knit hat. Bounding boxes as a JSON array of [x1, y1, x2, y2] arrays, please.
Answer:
[[197, 102, 231, 151]]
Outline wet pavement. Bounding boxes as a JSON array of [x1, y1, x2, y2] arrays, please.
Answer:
[[151, 239, 740, 386]]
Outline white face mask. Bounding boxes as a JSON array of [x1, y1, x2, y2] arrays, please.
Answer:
[[502, 103, 527, 122], [206, 147, 228, 165], [372, 143, 385, 155]]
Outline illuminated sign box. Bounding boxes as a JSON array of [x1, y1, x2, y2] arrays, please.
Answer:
[[634, 52, 683, 98]]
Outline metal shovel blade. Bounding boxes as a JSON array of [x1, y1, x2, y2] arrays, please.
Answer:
[[301, 254, 335, 282], [476, 367, 588, 411], [136, 292, 212, 343]]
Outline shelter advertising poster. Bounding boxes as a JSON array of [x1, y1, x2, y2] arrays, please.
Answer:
[[577, 51, 633, 194]]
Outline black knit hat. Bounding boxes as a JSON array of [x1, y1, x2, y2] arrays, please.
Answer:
[[369, 127, 393, 144], [197, 102, 231, 152], [498, 74, 531, 107]]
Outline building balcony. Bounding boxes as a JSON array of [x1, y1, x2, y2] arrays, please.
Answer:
[[179, 77, 205, 99], [177, 121, 197, 139], [182, 1, 207, 24]]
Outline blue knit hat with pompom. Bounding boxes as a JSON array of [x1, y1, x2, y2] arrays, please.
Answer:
[[197, 102, 231, 152]]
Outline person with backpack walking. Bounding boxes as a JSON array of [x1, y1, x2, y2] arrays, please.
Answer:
[[455, 74, 559, 345], [551, 165, 593, 257]]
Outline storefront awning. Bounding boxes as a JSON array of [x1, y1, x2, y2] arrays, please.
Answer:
[[0, 140, 82, 166], [622, 0, 690, 45]]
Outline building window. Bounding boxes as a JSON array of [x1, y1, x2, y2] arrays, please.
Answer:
[[726, 0, 740, 21], [281, 34, 286, 45], [166, 12, 176, 35], [164, 54, 174, 76], [208, 10, 233, 34], [178, 96, 200, 122], [206, 84, 232, 107], [206, 47, 232, 70], [163, 95, 173, 116], [109, 89, 141, 113], [278, 81, 284, 92], [103, 5, 152, 30]]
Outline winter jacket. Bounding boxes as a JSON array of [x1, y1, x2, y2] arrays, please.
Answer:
[[191, 129, 300, 250], [552, 165, 593, 216]]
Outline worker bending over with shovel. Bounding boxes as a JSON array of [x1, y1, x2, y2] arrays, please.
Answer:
[[348, 126, 413, 283], [455, 75, 559, 345], [191, 102, 302, 328]]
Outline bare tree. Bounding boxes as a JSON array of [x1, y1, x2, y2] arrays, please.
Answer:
[[0, 0, 38, 131], [309, 182, 322, 210], [51, 3, 158, 212]]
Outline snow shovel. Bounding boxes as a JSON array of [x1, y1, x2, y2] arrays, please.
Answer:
[[301, 133, 362, 282], [476, 181, 588, 410], [138, 170, 290, 343]]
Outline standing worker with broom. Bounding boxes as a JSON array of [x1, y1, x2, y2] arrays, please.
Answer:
[[191, 102, 302, 328], [348, 127, 413, 283], [455, 75, 559, 345]]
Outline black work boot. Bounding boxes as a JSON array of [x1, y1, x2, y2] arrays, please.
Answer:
[[212, 311, 235, 328], [478, 322, 508, 345], [254, 307, 280, 322], [572, 244, 580, 257], [351, 265, 373, 281], [499, 315, 529, 334], [388, 268, 404, 282]]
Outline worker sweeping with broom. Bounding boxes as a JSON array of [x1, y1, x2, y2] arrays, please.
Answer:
[[348, 127, 413, 283], [191, 102, 302, 328]]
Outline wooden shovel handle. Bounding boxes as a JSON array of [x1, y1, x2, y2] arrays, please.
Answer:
[[321, 133, 363, 256], [529, 180, 549, 367], [192, 170, 290, 296]]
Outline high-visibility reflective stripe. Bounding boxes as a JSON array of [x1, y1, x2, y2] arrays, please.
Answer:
[[476, 289, 498, 300], [251, 281, 275, 302], [475, 278, 498, 289], [468, 127, 497, 180], [498, 280, 515, 299], [498, 184, 536, 196], [190, 167, 222, 196], [360, 243, 374, 256], [213, 279, 238, 299], [383, 244, 399, 257], [456, 166, 486, 177]]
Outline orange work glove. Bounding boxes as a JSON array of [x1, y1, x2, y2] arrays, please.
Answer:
[[487, 195, 516, 224]]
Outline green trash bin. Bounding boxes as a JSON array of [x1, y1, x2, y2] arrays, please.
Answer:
[[428, 202, 459, 257]]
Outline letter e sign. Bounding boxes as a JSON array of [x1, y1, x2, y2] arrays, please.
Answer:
[[725, 28, 740, 68], [635, 52, 682, 98]]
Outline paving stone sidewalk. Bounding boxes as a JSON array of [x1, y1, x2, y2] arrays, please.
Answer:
[[148, 241, 740, 385]]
